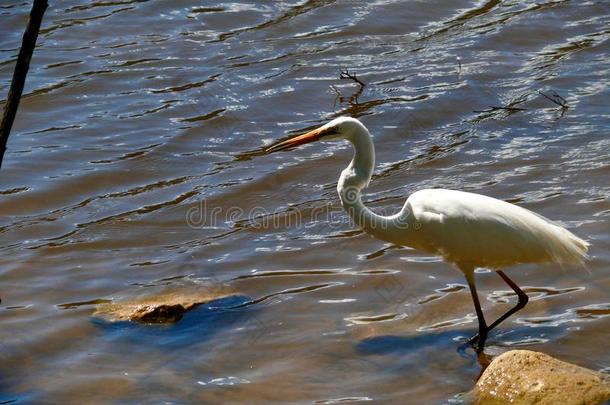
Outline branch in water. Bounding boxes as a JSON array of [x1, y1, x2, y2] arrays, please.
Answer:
[[473, 106, 527, 113], [340, 69, 366, 87], [0, 0, 48, 170], [538, 90, 568, 109]]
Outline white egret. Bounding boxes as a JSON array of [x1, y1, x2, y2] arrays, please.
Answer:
[[266, 116, 589, 351]]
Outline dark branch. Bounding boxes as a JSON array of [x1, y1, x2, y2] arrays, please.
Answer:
[[340, 69, 366, 87], [538, 90, 568, 108], [473, 106, 527, 113], [332, 70, 366, 109], [0, 0, 48, 170]]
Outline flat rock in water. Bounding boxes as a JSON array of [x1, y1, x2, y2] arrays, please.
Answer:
[[93, 278, 237, 323], [474, 349, 610, 405]]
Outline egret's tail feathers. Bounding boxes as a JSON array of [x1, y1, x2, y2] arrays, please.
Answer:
[[547, 225, 590, 266]]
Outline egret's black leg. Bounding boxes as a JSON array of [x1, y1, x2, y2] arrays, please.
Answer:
[[468, 270, 529, 345], [486, 270, 529, 332], [464, 271, 488, 352]]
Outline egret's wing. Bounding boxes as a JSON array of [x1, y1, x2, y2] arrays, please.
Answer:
[[407, 189, 588, 268]]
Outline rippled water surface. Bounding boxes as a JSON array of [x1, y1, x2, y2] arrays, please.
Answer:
[[1, 1, 609, 403]]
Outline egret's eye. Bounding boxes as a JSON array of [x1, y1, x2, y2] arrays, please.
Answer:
[[320, 127, 340, 137]]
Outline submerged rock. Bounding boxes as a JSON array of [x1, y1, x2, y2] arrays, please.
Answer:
[[93, 278, 237, 323], [474, 349, 610, 405]]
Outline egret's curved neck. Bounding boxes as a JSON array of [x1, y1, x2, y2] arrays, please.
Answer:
[[337, 126, 408, 242]]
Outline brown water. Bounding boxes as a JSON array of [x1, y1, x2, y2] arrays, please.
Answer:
[[1, 0, 609, 403]]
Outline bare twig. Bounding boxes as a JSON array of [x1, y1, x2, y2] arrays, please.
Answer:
[[0, 0, 48, 170], [473, 106, 527, 113], [331, 69, 366, 109], [538, 90, 568, 109], [339, 69, 366, 87]]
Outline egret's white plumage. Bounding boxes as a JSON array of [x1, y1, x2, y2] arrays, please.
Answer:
[[402, 188, 589, 268], [267, 116, 589, 351]]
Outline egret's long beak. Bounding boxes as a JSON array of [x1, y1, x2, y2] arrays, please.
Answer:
[[266, 126, 337, 153]]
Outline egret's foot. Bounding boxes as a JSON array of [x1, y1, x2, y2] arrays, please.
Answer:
[[468, 331, 488, 352]]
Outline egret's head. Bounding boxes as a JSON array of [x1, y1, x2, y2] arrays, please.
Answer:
[[266, 116, 366, 153]]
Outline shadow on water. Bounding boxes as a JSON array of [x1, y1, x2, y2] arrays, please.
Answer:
[[0, 296, 257, 403], [358, 325, 565, 354], [91, 295, 254, 349], [357, 330, 465, 355], [356, 325, 568, 375]]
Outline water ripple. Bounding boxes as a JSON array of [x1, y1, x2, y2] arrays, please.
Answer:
[[518, 303, 610, 327]]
